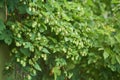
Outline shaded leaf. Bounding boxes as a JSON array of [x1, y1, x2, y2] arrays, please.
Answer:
[[0, 20, 5, 31], [116, 55, 120, 64], [20, 48, 30, 57], [4, 37, 12, 45]]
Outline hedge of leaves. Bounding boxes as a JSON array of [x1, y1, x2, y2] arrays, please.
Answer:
[[0, 0, 120, 80]]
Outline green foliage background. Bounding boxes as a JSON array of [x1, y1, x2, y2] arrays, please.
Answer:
[[0, 0, 120, 80]]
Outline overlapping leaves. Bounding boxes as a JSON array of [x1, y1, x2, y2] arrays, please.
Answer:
[[1, 0, 120, 80]]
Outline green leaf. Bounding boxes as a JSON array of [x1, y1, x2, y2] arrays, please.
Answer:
[[0, 30, 12, 45], [20, 48, 30, 57], [0, 32, 4, 40], [0, 0, 4, 8], [115, 32, 120, 43], [4, 37, 12, 45], [116, 55, 120, 64], [62, 13, 70, 21], [26, 8, 33, 15], [103, 48, 110, 59], [0, 20, 5, 32], [42, 48, 50, 54], [7, 0, 19, 12], [17, 5, 27, 14], [112, 0, 120, 3], [111, 54, 117, 64], [24, 42, 34, 50], [34, 62, 42, 71], [52, 66, 61, 80], [30, 33, 35, 41], [48, 36, 57, 43], [66, 63, 75, 70], [40, 24, 47, 32]]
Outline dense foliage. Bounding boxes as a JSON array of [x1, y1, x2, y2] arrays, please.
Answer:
[[0, 0, 120, 80]]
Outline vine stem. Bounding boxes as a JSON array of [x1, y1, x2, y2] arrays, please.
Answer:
[[4, 0, 7, 22]]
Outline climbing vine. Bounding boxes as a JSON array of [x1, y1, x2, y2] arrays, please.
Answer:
[[0, 0, 120, 80]]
